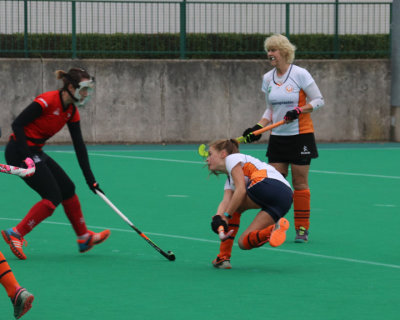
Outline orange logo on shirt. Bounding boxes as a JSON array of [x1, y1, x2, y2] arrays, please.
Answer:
[[285, 85, 293, 93]]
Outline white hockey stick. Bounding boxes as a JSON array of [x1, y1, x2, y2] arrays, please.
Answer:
[[217, 225, 234, 241], [0, 158, 36, 178]]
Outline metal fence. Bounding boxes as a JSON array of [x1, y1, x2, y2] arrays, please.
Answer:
[[0, 0, 393, 58]]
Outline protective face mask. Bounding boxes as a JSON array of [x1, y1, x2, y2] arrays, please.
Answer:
[[73, 79, 95, 107]]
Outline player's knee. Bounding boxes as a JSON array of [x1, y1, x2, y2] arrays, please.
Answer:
[[237, 236, 248, 250], [47, 194, 62, 208], [291, 175, 308, 189], [48, 200, 60, 209], [292, 183, 309, 190], [62, 182, 76, 200]]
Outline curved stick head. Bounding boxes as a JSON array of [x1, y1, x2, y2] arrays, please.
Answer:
[[218, 229, 234, 241], [198, 144, 209, 157], [167, 251, 176, 261]]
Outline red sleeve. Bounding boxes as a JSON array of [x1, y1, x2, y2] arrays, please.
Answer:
[[33, 96, 50, 110]]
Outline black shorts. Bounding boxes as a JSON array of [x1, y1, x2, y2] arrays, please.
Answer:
[[5, 139, 75, 206], [247, 178, 293, 222], [267, 133, 318, 165]]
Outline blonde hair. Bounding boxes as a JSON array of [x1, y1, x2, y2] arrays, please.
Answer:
[[264, 34, 296, 64], [208, 139, 239, 176], [209, 139, 239, 155]]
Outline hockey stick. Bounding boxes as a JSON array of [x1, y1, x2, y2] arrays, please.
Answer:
[[198, 120, 285, 157], [0, 158, 36, 178], [95, 190, 176, 261], [217, 225, 234, 241]]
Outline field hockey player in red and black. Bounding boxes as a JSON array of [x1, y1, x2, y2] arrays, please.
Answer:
[[206, 139, 293, 269], [1, 67, 110, 260]]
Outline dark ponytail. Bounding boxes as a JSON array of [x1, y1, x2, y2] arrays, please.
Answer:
[[55, 67, 91, 90]]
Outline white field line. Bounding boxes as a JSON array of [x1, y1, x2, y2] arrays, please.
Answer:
[[309, 170, 400, 180], [51, 146, 400, 153], [55, 151, 204, 164], [0, 217, 399, 270], [39, 149, 399, 270], [54, 150, 400, 180]]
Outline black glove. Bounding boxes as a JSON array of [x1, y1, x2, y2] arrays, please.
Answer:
[[284, 107, 302, 121], [244, 133, 260, 144], [89, 181, 105, 195], [242, 123, 263, 143], [211, 215, 228, 234]]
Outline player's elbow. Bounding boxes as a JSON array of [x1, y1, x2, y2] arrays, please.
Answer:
[[311, 97, 324, 111]]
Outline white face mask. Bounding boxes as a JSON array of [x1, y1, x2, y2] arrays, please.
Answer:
[[73, 79, 95, 107]]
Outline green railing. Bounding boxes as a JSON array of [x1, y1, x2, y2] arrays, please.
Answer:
[[0, 0, 392, 59]]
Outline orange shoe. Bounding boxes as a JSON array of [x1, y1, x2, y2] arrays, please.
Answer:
[[77, 229, 110, 253], [1, 228, 27, 260], [269, 218, 289, 247]]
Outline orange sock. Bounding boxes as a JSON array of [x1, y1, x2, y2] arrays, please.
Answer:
[[0, 251, 20, 298], [294, 189, 311, 230], [217, 212, 241, 259], [241, 225, 274, 250]]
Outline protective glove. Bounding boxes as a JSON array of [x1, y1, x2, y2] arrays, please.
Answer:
[[88, 181, 105, 195], [211, 215, 228, 234], [242, 123, 263, 143], [284, 106, 302, 121], [23, 157, 36, 177], [244, 133, 260, 144], [24, 157, 35, 168], [211, 215, 235, 240]]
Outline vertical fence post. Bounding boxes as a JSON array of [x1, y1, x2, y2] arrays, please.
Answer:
[[180, 0, 187, 59], [71, 0, 77, 59], [23, 0, 28, 58], [389, 1, 393, 56], [285, 3, 290, 39], [390, 0, 400, 141], [334, 0, 339, 58]]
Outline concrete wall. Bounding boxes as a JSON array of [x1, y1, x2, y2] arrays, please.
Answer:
[[0, 58, 391, 144]]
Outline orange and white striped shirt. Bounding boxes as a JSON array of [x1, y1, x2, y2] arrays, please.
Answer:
[[261, 64, 324, 136], [224, 153, 291, 191]]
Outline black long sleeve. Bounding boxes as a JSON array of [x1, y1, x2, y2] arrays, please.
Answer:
[[68, 121, 95, 185], [11, 101, 43, 157]]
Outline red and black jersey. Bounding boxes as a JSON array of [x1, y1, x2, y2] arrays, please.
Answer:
[[10, 90, 96, 186], [20, 90, 80, 147]]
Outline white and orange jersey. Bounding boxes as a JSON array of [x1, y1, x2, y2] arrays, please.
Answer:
[[261, 64, 323, 136], [224, 153, 291, 191]]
